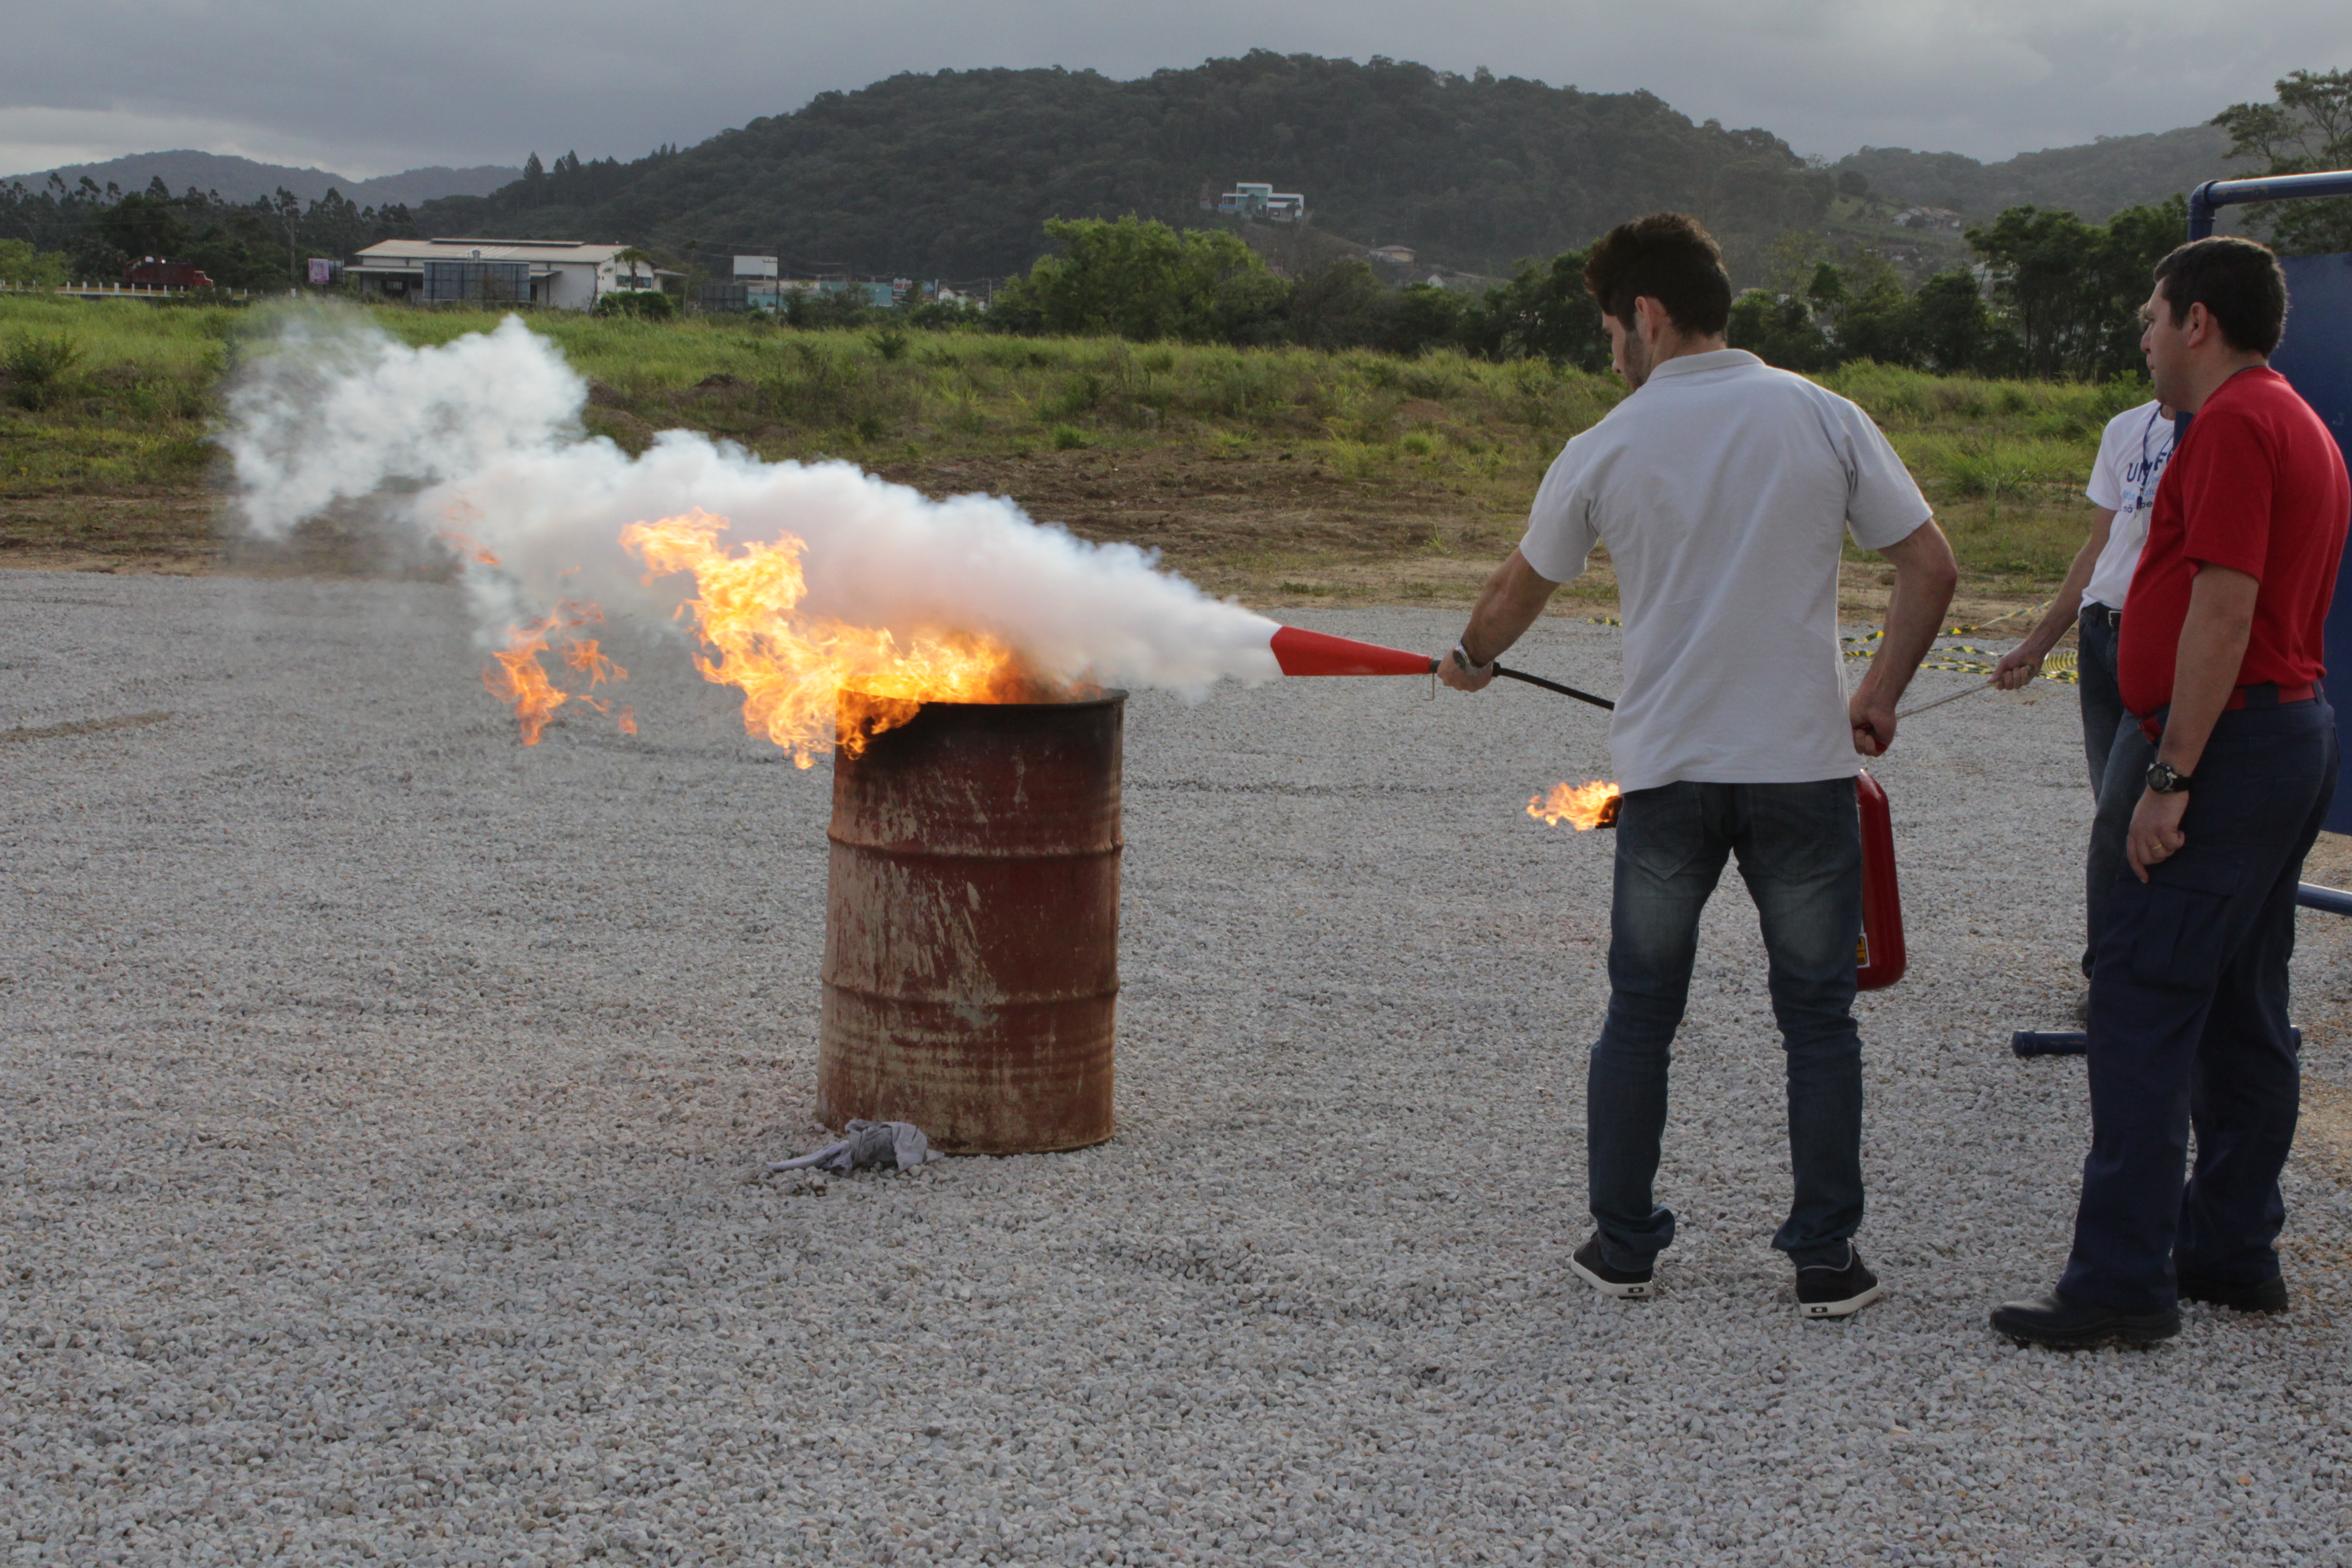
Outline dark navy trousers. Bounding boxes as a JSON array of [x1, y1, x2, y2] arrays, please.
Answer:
[[2059, 694, 2338, 1313]]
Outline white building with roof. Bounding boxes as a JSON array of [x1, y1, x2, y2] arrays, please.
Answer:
[[344, 238, 674, 309], [1216, 182, 1307, 223]]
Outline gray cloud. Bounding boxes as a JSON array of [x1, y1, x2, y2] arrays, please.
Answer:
[[4, 0, 2347, 181]]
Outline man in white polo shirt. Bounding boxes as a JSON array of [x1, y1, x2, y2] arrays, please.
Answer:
[[1992, 399, 2176, 1000], [1438, 212, 1958, 1318]]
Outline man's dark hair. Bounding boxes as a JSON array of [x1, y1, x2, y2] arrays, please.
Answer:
[[1582, 213, 1733, 337], [2152, 237, 2288, 357]]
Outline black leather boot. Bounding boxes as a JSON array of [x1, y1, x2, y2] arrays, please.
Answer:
[[1989, 1290, 2181, 1348], [2177, 1271, 2289, 1313]]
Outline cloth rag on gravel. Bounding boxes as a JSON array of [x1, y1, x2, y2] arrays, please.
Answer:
[[768, 1120, 941, 1175]]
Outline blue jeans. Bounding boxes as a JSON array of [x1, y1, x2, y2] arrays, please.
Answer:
[[1588, 779, 1865, 1272], [2059, 695, 2337, 1313], [2076, 605, 2127, 793]]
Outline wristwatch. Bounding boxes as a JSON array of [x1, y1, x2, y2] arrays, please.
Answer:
[[2145, 760, 2193, 794], [1452, 643, 1495, 678]]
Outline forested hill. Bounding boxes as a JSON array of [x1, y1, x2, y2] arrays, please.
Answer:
[[1834, 125, 2252, 221], [3, 151, 519, 209], [412, 53, 1836, 282]]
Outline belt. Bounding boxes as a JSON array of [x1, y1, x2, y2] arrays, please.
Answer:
[[2082, 603, 2122, 629], [2226, 681, 2315, 711], [2139, 682, 2318, 742]]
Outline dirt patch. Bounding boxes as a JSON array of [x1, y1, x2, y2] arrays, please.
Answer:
[[0, 491, 220, 574], [2, 710, 174, 744], [859, 445, 1548, 609]]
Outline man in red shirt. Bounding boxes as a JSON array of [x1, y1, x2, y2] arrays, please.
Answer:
[[1994, 237, 2350, 1348]]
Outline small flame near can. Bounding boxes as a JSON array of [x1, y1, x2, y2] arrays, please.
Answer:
[[1528, 779, 1622, 830]]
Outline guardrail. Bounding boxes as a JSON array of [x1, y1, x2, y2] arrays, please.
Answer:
[[0, 281, 255, 300]]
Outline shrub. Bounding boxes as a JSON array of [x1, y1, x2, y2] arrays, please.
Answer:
[[4, 330, 82, 409], [593, 290, 675, 321]]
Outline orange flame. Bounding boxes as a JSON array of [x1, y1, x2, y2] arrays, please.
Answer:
[[438, 529, 501, 567], [620, 508, 1027, 767], [616, 706, 636, 735], [563, 637, 626, 686], [481, 601, 623, 746], [1529, 779, 1622, 829], [482, 620, 568, 745]]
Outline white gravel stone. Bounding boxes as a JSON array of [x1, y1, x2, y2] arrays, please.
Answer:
[[4, 571, 2351, 1567]]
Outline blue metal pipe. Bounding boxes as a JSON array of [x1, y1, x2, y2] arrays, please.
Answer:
[[2189, 171, 2352, 238], [2015, 1026, 2304, 1058], [2298, 882, 2352, 916]]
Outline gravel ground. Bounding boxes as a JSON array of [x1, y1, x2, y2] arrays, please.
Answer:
[[5, 570, 2352, 1568]]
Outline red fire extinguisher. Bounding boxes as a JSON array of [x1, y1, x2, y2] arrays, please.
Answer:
[[1856, 769, 1906, 990]]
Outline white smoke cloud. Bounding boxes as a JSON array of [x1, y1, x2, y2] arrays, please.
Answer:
[[221, 311, 1284, 709]]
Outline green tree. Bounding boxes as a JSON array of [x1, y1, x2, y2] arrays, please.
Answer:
[[90, 184, 190, 261], [1284, 259, 1392, 350], [1386, 282, 1465, 356], [1832, 253, 1921, 367], [1726, 289, 1832, 371], [1964, 206, 2108, 377], [995, 216, 1288, 344], [182, 206, 291, 291], [266, 187, 305, 290], [2213, 69, 2352, 255], [0, 238, 69, 288], [1965, 197, 2179, 379], [1455, 250, 1607, 370], [1910, 271, 2016, 375]]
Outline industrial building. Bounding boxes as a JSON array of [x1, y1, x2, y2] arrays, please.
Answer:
[[343, 239, 674, 309]]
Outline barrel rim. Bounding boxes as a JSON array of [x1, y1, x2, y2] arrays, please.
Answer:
[[839, 687, 1129, 715]]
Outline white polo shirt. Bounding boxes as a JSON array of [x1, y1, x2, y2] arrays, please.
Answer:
[[1519, 349, 1931, 792], [2080, 400, 2175, 613]]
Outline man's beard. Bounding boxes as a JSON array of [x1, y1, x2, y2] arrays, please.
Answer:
[[1619, 330, 1655, 390]]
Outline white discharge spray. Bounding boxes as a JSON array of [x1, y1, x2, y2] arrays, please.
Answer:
[[222, 312, 1283, 746]]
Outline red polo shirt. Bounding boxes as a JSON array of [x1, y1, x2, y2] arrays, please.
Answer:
[[2117, 367, 2351, 717]]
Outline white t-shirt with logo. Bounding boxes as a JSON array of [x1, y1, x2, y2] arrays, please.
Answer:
[[1519, 348, 1931, 792], [2080, 400, 2176, 613]]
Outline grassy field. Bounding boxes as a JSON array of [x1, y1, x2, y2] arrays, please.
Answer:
[[0, 296, 2149, 614]]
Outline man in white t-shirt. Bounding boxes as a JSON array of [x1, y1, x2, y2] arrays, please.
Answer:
[[1990, 400, 2176, 997], [1436, 213, 1958, 1318]]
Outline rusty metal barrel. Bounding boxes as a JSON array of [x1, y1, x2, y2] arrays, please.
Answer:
[[817, 690, 1123, 1153]]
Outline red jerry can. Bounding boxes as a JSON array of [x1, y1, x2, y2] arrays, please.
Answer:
[[1855, 769, 1906, 990]]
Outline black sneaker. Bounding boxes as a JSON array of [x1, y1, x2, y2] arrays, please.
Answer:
[[1569, 1235, 1654, 1299], [1795, 1245, 1884, 1318], [2177, 1271, 2289, 1313]]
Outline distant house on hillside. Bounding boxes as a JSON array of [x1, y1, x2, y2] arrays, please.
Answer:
[[1891, 206, 1964, 233], [344, 238, 674, 309], [1368, 245, 1416, 267], [1217, 182, 1307, 223]]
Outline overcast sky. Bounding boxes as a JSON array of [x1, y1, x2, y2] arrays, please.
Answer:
[[5, 0, 2346, 180]]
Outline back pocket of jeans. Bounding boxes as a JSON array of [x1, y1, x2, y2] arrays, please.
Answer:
[[2126, 855, 2239, 990], [1620, 786, 1706, 882]]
